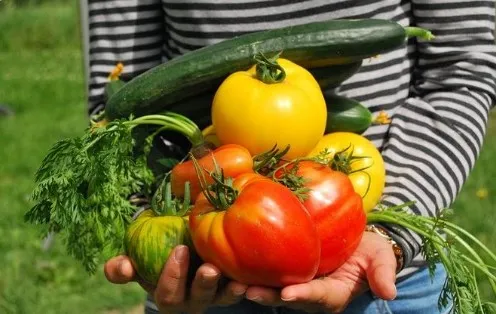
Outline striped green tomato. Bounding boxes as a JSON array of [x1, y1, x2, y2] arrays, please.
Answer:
[[124, 209, 191, 285]]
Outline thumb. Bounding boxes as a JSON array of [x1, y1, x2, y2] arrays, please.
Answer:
[[366, 245, 398, 300], [104, 255, 136, 284]]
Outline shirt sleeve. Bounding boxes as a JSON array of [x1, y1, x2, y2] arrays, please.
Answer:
[[377, 0, 496, 269], [85, 0, 164, 116]]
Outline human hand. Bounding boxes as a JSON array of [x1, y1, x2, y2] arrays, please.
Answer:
[[104, 245, 248, 314], [242, 231, 398, 313]]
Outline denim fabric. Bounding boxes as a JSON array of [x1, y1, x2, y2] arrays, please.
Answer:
[[145, 263, 452, 314]]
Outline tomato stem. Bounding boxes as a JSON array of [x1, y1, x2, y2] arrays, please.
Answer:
[[270, 159, 314, 202], [252, 144, 291, 175], [151, 178, 192, 217], [190, 153, 238, 211], [317, 145, 373, 199], [254, 52, 286, 84]]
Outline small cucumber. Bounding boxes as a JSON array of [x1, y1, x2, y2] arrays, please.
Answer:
[[325, 93, 373, 134]]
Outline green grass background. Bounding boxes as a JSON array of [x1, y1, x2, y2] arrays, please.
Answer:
[[0, 2, 494, 313]]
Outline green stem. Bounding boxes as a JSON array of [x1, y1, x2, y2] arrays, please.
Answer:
[[125, 113, 205, 147], [164, 182, 175, 215], [254, 52, 286, 84], [443, 220, 496, 263], [432, 242, 465, 311], [190, 153, 237, 211], [178, 182, 191, 216], [461, 255, 496, 283], [443, 228, 496, 294], [252, 145, 291, 174], [368, 211, 496, 300], [367, 213, 446, 247], [404, 26, 435, 40], [402, 214, 496, 293], [472, 273, 485, 314]]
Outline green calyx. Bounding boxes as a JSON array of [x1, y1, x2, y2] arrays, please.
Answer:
[[190, 153, 238, 211], [254, 52, 286, 84], [151, 178, 191, 217], [252, 144, 291, 175]]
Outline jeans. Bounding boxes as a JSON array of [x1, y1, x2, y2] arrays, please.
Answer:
[[145, 263, 452, 314]]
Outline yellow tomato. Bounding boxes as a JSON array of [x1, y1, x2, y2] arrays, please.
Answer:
[[211, 57, 327, 160], [307, 132, 386, 212]]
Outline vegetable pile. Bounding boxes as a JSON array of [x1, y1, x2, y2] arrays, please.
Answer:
[[25, 19, 496, 313]]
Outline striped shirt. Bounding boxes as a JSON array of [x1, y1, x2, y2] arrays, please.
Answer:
[[84, 0, 496, 309]]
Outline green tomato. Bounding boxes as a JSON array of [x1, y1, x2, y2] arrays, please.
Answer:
[[124, 209, 191, 285]]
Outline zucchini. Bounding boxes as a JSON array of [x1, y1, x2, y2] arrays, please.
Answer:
[[105, 20, 433, 120], [325, 93, 373, 134]]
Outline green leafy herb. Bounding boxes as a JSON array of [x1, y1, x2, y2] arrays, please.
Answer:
[[25, 113, 205, 273], [368, 204, 496, 314], [25, 118, 154, 273]]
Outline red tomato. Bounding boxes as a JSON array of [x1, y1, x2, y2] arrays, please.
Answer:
[[171, 144, 254, 201], [189, 173, 321, 287], [274, 160, 366, 276]]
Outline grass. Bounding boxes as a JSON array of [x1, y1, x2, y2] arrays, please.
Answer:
[[0, 3, 144, 314], [0, 2, 494, 314]]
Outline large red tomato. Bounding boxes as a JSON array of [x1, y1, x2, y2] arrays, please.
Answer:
[[189, 173, 321, 287], [274, 160, 366, 276]]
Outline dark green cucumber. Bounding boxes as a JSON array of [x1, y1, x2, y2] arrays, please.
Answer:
[[105, 19, 432, 120], [325, 93, 373, 134], [308, 61, 362, 90]]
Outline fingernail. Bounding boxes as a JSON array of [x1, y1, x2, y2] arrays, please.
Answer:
[[174, 246, 187, 263], [389, 285, 397, 300], [246, 294, 262, 302], [281, 296, 296, 302], [281, 289, 296, 302], [203, 267, 218, 276], [233, 288, 245, 296], [201, 270, 219, 283]]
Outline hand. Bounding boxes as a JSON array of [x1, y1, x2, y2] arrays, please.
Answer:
[[104, 245, 248, 314], [243, 231, 398, 313]]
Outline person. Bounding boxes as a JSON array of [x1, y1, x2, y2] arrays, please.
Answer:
[[83, 1, 496, 313]]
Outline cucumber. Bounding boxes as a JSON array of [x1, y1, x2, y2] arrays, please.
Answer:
[[325, 93, 373, 134], [308, 61, 362, 90], [105, 19, 432, 120]]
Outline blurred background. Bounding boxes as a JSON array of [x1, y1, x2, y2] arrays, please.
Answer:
[[0, 1, 495, 313]]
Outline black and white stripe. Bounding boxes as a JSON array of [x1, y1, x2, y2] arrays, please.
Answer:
[[84, 0, 496, 286]]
